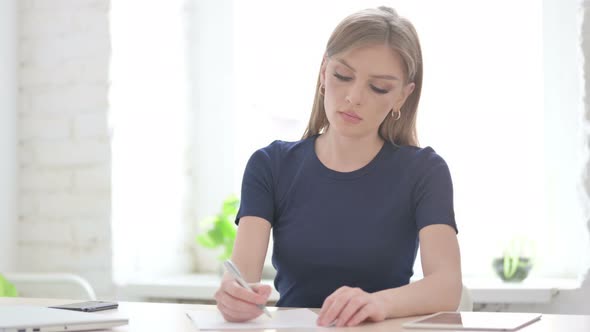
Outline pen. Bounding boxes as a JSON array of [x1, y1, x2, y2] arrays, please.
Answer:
[[224, 260, 273, 318]]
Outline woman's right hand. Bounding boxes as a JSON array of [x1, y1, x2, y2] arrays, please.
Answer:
[[215, 277, 272, 322]]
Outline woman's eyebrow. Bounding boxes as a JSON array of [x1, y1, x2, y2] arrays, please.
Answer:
[[336, 58, 400, 81], [371, 74, 400, 81]]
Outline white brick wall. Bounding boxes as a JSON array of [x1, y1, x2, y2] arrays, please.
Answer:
[[17, 0, 113, 297]]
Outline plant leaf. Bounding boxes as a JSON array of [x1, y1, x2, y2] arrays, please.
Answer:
[[218, 219, 236, 240], [195, 194, 240, 261], [196, 234, 216, 248], [0, 274, 18, 297], [222, 195, 239, 217], [503, 255, 519, 279], [208, 221, 225, 244]]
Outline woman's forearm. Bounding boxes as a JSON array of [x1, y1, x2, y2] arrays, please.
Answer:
[[374, 271, 462, 318]]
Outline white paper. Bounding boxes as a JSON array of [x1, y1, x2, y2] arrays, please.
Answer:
[[186, 308, 321, 330]]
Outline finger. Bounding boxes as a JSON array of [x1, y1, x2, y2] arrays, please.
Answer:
[[336, 295, 368, 327], [217, 301, 243, 322], [317, 293, 335, 321], [346, 304, 371, 327], [318, 289, 353, 326], [217, 290, 262, 315], [317, 286, 348, 320], [260, 287, 272, 298], [217, 300, 261, 322], [250, 284, 272, 302], [225, 280, 268, 304], [216, 287, 264, 316]]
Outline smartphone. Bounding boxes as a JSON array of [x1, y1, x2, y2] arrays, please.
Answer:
[[49, 301, 119, 312]]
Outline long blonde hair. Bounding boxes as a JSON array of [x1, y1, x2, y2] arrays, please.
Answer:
[[302, 6, 423, 147]]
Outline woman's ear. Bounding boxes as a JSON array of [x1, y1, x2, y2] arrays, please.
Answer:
[[402, 82, 415, 101], [398, 82, 415, 107]]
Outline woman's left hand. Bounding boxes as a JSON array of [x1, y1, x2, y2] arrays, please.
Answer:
[[316, 286, 387, 327]]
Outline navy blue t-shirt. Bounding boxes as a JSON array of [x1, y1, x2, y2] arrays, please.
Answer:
[[236, 135, 457, 308]]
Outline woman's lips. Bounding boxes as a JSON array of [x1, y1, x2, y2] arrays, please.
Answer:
[[339, 111, 362, 124]]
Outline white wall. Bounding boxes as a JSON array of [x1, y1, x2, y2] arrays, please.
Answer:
[[17, 0, 113, 296], [0, 0, 17, 273]]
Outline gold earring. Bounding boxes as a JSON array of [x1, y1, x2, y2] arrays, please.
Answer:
[[319, 84, 325, 97], [391, 109, 401, 120]]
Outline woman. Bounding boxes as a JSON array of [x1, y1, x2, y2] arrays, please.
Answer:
[[214, 6, 462, 327]]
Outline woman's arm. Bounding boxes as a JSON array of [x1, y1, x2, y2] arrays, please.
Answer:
[[375, 224, 462, 317], [215, 216, 272, 322], [317, 223, 462, 327], [230, 216, 272, 282]]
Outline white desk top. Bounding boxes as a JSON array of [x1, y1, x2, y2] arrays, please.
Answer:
[[1, 297, 589, 332]]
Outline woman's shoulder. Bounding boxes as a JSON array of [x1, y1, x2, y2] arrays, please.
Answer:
[[397, 145, 445, 159], [249, 136, 315, 165], [394, 144, 450, 173], [254, 137, 314, 158]]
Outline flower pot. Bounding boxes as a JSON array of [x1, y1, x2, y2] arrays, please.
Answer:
[[492, 256, 533, 282]]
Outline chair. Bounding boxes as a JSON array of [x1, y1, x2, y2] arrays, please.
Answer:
[[457, 284, 473, 311], [4, 272, 97, 300]]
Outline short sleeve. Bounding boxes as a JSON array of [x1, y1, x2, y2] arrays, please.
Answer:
[[236, 148, 275, 226], [412, 148, 458, 233]]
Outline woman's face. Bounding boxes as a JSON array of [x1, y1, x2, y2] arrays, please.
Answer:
[[320, 43, 415, 139]]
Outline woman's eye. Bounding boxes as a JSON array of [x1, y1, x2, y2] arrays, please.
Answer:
[[371, 85, 389, 94], [333, 72, 352, 81]]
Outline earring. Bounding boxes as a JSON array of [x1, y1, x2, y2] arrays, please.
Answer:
[[391, 108, 401, 120], [319, 84, 325, 97]]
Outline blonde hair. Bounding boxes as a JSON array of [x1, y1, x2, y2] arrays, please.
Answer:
[[302, 6, 423, 146]]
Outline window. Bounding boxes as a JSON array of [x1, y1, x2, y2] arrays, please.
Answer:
[[110, 0, 193, 282], [110, 0, 588, 282]]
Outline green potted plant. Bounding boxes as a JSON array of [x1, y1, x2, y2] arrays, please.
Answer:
[[196, 194, 239, 261], [492, 238, 534, 282], [0, 273, 18, 297]]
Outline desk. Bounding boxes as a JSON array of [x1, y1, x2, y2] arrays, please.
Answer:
[[1, 297, 589, 332]]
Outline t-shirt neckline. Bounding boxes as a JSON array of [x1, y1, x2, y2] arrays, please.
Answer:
[[310, 134, 390, 180]]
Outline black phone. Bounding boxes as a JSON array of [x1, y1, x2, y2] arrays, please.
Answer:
[[49, 300, 119, 312]]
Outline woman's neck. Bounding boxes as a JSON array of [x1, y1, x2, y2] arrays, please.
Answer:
[[315, 129, 384, 172]]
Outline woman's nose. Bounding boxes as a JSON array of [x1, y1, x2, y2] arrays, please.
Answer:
[[345, 83, 364, 106]]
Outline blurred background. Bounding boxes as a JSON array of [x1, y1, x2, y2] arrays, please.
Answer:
[[0, 0, 589, 313]]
